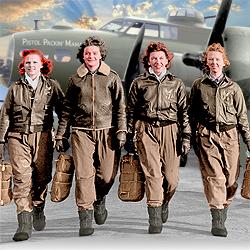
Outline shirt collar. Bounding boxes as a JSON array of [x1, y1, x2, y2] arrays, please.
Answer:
[[208, 73, 224, 83], [149, 67, 167, 81], [25, 73, 40, 89]]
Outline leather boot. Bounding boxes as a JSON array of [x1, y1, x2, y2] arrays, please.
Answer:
[[162, 202, 169, 223], [94, 196, 108, 225], [33, 205, 46, 231], [13, 211, 32, 241], [78, 210, 94, 236], [148, 206, 162, 234], [210, 208, 228, 237]]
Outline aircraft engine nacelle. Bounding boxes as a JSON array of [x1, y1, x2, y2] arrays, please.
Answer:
[[224, 26, 250, 109]]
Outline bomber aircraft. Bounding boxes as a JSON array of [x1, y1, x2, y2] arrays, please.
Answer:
[[1, 0, 249, 105], [0, 0, 249, 164]]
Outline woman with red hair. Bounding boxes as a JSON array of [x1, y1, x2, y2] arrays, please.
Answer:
[[126, 41, 191, 234], [0, 49, 65, 241]]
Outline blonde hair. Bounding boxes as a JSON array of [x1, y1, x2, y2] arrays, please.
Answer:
[[202, 43, 230, 72]]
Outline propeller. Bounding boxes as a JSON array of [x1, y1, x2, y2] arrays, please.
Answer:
[[182, 0, 232, 69], [207, 0, 232, 46], [122, 23, 145, 95]]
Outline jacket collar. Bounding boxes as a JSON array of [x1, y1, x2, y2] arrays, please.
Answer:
[[77, 61, 110, 77]]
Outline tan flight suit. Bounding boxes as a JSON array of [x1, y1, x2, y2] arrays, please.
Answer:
[[72, 129, 120, 210], [56, 62, 127, 210], [127, 72, 191, 207], [196, 125, 240, 209], [0, 75, 64, 213], [189, 75, 250, 209], [135, 121, 180, 207], [8, 131, 53, 212]]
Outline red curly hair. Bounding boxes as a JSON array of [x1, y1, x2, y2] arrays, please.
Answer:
[[18, 49, 53, 76], [142, 41, 174, 71]]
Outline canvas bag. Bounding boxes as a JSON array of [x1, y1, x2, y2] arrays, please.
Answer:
[[118, 153, 145, 202], [0, 161, 13, 206], [241, 157, 250, 200], [50, 153, 75, 202]]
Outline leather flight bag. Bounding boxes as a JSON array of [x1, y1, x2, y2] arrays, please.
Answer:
[[241, 157, 250, 200], [51, 153, 75, 202], [0, 161, 13, 206], [118, 153, 145, 202]]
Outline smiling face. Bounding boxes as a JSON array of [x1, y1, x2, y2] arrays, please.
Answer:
[[24, 54, 43, 80], [206, 51, 225, 77], [83, 45, 102, 72], [148, 50, 168, 76]]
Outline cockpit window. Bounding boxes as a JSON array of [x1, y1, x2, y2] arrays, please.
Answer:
[[126, 22, 143, 35], [53, 49, 72, 63], [176, 9, 186, 17], [169, 10, 177, 16], [186, 9, 195, 17], [144, 23, 159, 37], [101, 20, 133, 32], [160, 25, 178, 40]]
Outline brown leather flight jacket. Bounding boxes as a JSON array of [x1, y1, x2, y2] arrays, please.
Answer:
[[0, 75, 64, 142], [56, 62, 127, 139], [189, 74, 250, 149], [127, 72, 191, 138]]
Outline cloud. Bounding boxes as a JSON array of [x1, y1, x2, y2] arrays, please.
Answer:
[[188, 0, 202, 5], [0, 0, 63, 23], [206, 2, 241, 13]]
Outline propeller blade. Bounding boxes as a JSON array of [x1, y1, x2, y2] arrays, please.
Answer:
[[122, 23, 145, 92], [207, 0, 232, 46]]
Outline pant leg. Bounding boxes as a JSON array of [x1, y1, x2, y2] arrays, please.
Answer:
[[7, 133, 33, 213], [94, 128, 120, 200], [31, 131, 54, 207], [135, 121, 163, 207], [160, 123, 180, 203], [220, 128, 240, 207], [197, 126, 240, 209], [72, 130, 96, 210]]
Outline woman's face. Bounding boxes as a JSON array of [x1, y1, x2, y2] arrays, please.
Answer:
[[23, 54, 43, 80], [206, 51, 225, 77], [148, 50, 168, 76], [83, 45, 102, 72]]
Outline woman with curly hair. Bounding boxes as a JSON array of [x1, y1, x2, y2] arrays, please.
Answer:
[[55, 36, 126, 236], [189, 43, 250, 237], [126, 41, 191, 234], [0, 49, 64, 241]]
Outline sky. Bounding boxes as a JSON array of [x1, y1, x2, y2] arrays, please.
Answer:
[[0, 0, 250, 37]]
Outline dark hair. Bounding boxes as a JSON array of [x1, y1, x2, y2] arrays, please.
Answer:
[[76, 36, 107, 63], [18, 49, 53, 76], [202, 43, 230, 73], [142, 41, 174, 71]]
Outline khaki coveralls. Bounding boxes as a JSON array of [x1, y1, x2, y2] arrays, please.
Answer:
[[0, 75, 64, 212], [127, 72, 191, 207], [189, 75, 250, 209], [56, 62, 127, 210]]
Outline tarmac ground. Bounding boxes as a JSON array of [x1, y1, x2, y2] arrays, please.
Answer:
[[0, 149, 250, 250]]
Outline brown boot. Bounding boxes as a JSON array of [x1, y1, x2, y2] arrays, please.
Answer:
[[33, 205, 46, 231], [148, 206, 162, 234], [78, 210, 94, 236], [210, 208, 228, 237], [13, 211, 32, 241]]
